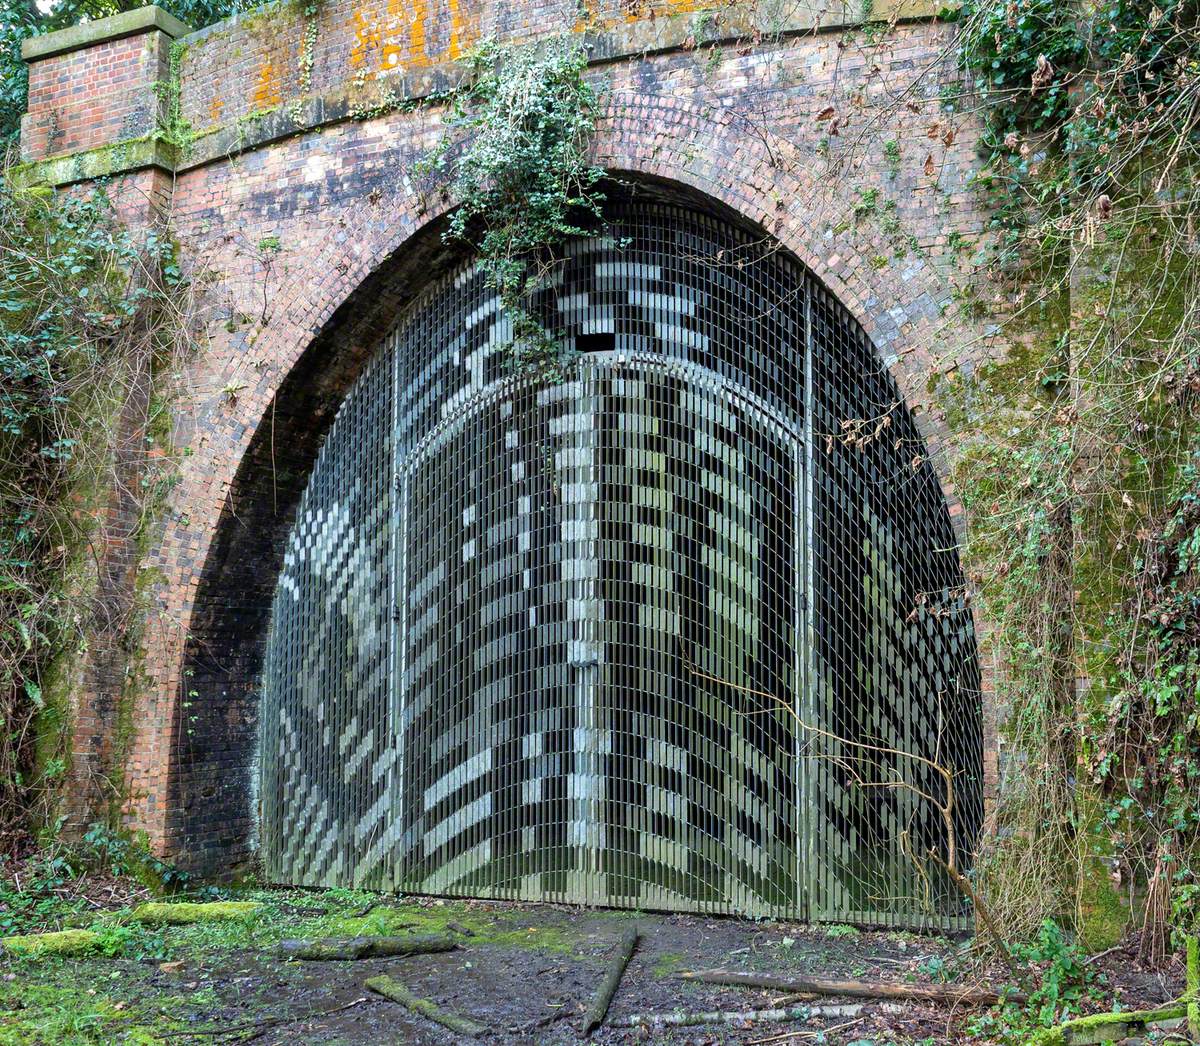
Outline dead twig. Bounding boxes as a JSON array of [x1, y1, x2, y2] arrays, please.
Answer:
[[679, 969, 1022, 1007], [748, 1016, 865, 1044]]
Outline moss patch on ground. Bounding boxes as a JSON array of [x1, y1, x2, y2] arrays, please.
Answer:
[[130, 901, 261, 925], [1, 928, 101, 957]]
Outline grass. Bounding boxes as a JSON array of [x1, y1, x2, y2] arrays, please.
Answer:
[[0, 886, 622, 1043], [0, 965, 187, 1045]]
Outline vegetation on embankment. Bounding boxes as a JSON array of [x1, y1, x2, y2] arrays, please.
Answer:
[[0, 175, 195, 843], [948, 0, 1200, 966]]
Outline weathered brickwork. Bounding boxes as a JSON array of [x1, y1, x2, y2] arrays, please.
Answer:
[[19, 10, 188, 164], [18, 0, 1001, 871]]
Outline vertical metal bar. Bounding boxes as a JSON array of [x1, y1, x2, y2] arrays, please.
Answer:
[[388, 332, 402, 892], [799, 275, 815, 921]]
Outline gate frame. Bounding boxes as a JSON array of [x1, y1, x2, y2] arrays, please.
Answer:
[[133, 112, 997, 879]]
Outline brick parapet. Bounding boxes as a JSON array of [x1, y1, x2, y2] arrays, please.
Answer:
[[19, 10, 189, 165]]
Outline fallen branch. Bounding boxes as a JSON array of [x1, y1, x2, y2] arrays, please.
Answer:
[[130, 902, 261, 926], [1, 929, 101, 958], [365, 975, 485, 1037], [582, 925, 639, 1035], [507, 1005, 575, 1034], [612, 1002, 899, 1029], [1026, 1002, 1188, 1046], [679, 969, 1021, 1006], [277, 934, 458, 960], [161, 996, 368, 1037]]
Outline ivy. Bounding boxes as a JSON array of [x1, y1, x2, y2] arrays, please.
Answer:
[[954, 0, 1200, 959], [959, 0, 1200, 260], [423, 38, 606, 380], [0, 178, 190, 838]]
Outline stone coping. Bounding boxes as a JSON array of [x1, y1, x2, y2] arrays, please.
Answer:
[[21, 6, 193, 62]]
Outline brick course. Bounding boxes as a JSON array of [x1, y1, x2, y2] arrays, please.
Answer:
[[18, 1, 999, 870]]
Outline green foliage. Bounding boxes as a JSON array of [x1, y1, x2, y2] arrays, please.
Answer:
[[1013, 920, 1096, 1026], [959, 0, 1200, 260], [968, 921, 1101, 1042], [81, 824, 190, 891], [0, 825, 190, 941], [0, 177, 189, 837], [823, 923, 860, 939], [0, 850, 79, 936], [424, 37, 606, 380], [883, 137, 901, 177], [953, 0, 1200, 957]]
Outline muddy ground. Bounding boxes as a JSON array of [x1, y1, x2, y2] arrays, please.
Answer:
[[0, 888, 1187, 1045]]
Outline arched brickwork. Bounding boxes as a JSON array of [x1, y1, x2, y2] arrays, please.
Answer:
[[16, 1, 1000, 865], [126, 94, 994, 870]]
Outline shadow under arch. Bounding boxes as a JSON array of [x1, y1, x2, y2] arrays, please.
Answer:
[[171, 175, 982, 925]]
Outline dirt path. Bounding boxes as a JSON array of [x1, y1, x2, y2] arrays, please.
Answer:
[[1, 890, 1182, 1044]]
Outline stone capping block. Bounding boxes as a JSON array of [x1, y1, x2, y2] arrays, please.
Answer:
[[21, 5, 193, 62], [9, 136, 178, 190]]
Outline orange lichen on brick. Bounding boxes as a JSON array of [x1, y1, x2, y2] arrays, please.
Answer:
[[350, 0, 478, 76], [253, 59, 282, 108], [445, 0, 476, 61], [209, 97, 226, 122], [350, 7, 384, 69]]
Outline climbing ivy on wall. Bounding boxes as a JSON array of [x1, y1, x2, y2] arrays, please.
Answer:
[[0, 179, 191, 842], [951, 0, 1200, 960], [421, 38, 606, 379]]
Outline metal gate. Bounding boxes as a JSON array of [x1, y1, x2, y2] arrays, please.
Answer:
[[260, 202, 983, 928]]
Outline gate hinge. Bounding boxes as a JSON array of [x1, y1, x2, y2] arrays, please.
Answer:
[[393, 474, 402, 493], [392, 605, 401, 623]]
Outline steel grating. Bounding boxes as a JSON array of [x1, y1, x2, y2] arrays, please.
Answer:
[[260, 202, 983, 927]]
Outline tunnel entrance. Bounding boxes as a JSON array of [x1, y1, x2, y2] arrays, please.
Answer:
[[259, 201, 982, 927]]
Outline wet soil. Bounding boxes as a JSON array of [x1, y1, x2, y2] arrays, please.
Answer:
[[121, 904, 977, 1044], [2, 892, 1187, 1045]]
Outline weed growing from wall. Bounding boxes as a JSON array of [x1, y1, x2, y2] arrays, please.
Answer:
[[420, 38, 605, 380]]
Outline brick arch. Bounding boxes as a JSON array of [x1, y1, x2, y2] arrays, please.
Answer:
[[133, 95, 985, 867]]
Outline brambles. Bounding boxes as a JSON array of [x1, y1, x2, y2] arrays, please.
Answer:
[[0, 177, 194, 842]]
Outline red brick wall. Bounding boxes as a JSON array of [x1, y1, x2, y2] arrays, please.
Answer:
[[21, 31, 170, 162], [18, 2, 1000, 868], [176, 0, 725, 130]]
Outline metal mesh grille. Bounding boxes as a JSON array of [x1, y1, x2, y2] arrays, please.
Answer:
[[261, 202, 982, 927]]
